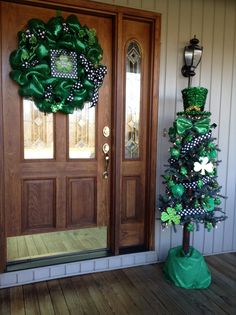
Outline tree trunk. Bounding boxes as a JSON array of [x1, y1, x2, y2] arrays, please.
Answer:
[[182, 223, 190, 255]]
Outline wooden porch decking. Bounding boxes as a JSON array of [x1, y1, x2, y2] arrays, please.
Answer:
[[0, 252, 235, 314]]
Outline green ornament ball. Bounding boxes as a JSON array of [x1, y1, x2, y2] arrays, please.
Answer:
[[214, 197, 221, 205], [208, 142, 215, 149], [167, 180, 175, 188], [197, 180, 203, 189], [185, 135, 193, 142], [180, 166, 187, 176], [170, 147, 180, 159], [168, 127, 176, 138], [199, 149, 207, 156], [203, 197, 215, 212], [176, 139, 182, 145], [175, 203, 183, 212], [171, 184, 185, 198], [208, 150, 217, 159], [194, 200, 200, 208]]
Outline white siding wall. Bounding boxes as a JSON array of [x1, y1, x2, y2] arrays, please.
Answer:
[[94, 0, 236, 260]]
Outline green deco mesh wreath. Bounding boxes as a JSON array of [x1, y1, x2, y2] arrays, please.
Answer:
[[9, 15, 107, 114]]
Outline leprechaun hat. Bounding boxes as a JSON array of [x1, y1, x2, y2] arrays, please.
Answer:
[[182, 87, 208, 113]]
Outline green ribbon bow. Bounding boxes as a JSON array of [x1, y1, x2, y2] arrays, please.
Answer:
[[176, 117, 210, 135]]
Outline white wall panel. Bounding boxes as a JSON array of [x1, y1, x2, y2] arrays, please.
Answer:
[[141, 0, 155, 11], [214, 0, 235, 254], [94, 0, 236, 259], [222, 0, 236, 252], [127, 0, 142, 8], [231, 26, 236, 252], [114, 0, 128, 5]]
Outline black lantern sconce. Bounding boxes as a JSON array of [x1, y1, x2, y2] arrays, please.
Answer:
[[181, 36, 203, 87]]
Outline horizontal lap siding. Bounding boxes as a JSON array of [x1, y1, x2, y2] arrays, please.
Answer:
[[94, 0, 236, 260]]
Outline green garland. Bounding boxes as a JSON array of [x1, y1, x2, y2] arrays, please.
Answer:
[[9, 15, 107, 114]]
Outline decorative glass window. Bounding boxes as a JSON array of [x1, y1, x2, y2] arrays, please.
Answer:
[[124, 41, 141, 159], [69, 102, 96, 159], [23, 99, 54, 159]]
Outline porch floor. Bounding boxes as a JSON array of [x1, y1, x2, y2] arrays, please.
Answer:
[[0, 252, 236, 314], [7, 227, 107, 262]]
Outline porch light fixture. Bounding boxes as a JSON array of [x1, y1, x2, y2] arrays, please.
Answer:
[[181, 36, 203, 87]]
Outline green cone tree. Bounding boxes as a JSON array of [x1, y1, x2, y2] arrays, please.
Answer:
[[159, 87, 227, 255]]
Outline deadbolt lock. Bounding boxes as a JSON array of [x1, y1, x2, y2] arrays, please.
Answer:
[[102, 143, 110, 154], [103, 126, 110, 138]]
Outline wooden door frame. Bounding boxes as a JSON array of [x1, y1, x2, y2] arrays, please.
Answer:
[[0, 9, 5, 272], [0, 0, 160, 272]]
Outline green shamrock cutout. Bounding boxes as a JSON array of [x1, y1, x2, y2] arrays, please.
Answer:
[[205, 222, 213, 231], [175, 203, 183, 212], [161, 207, 181, 225], [187, 223, 195, 232], [55, 55, 73, 73]]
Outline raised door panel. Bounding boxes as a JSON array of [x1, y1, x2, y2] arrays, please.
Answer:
[[67, 177, 97, 227], [22, 179, 56, 233], [121, 176, 143, 222]]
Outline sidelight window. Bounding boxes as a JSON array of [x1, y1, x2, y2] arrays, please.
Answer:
[[124, 41, 142, 159]]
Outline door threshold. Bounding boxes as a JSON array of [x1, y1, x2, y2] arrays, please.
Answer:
[[6, 249, 110, 272]]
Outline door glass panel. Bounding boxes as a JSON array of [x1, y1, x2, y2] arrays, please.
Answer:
[[23, 99, 54, 159], [124, 41, 141, 159], [69, 102, 96, 159]]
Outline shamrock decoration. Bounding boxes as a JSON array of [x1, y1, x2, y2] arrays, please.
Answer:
[[194, 157, 214, 175], [187, 223, 195, 232], [205, 222, 213, 232], [161, 207, 181, 225], [55, 55, 73, 73]]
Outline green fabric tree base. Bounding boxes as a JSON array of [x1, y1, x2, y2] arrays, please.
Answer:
[[163, 246, 211, 289]]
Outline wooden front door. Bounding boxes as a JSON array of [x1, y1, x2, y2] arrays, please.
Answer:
[[2, 3, 112, 242], [0, 0, 160, 270]]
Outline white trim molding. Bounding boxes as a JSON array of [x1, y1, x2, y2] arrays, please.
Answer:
[[0, 251, 158, 288]]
